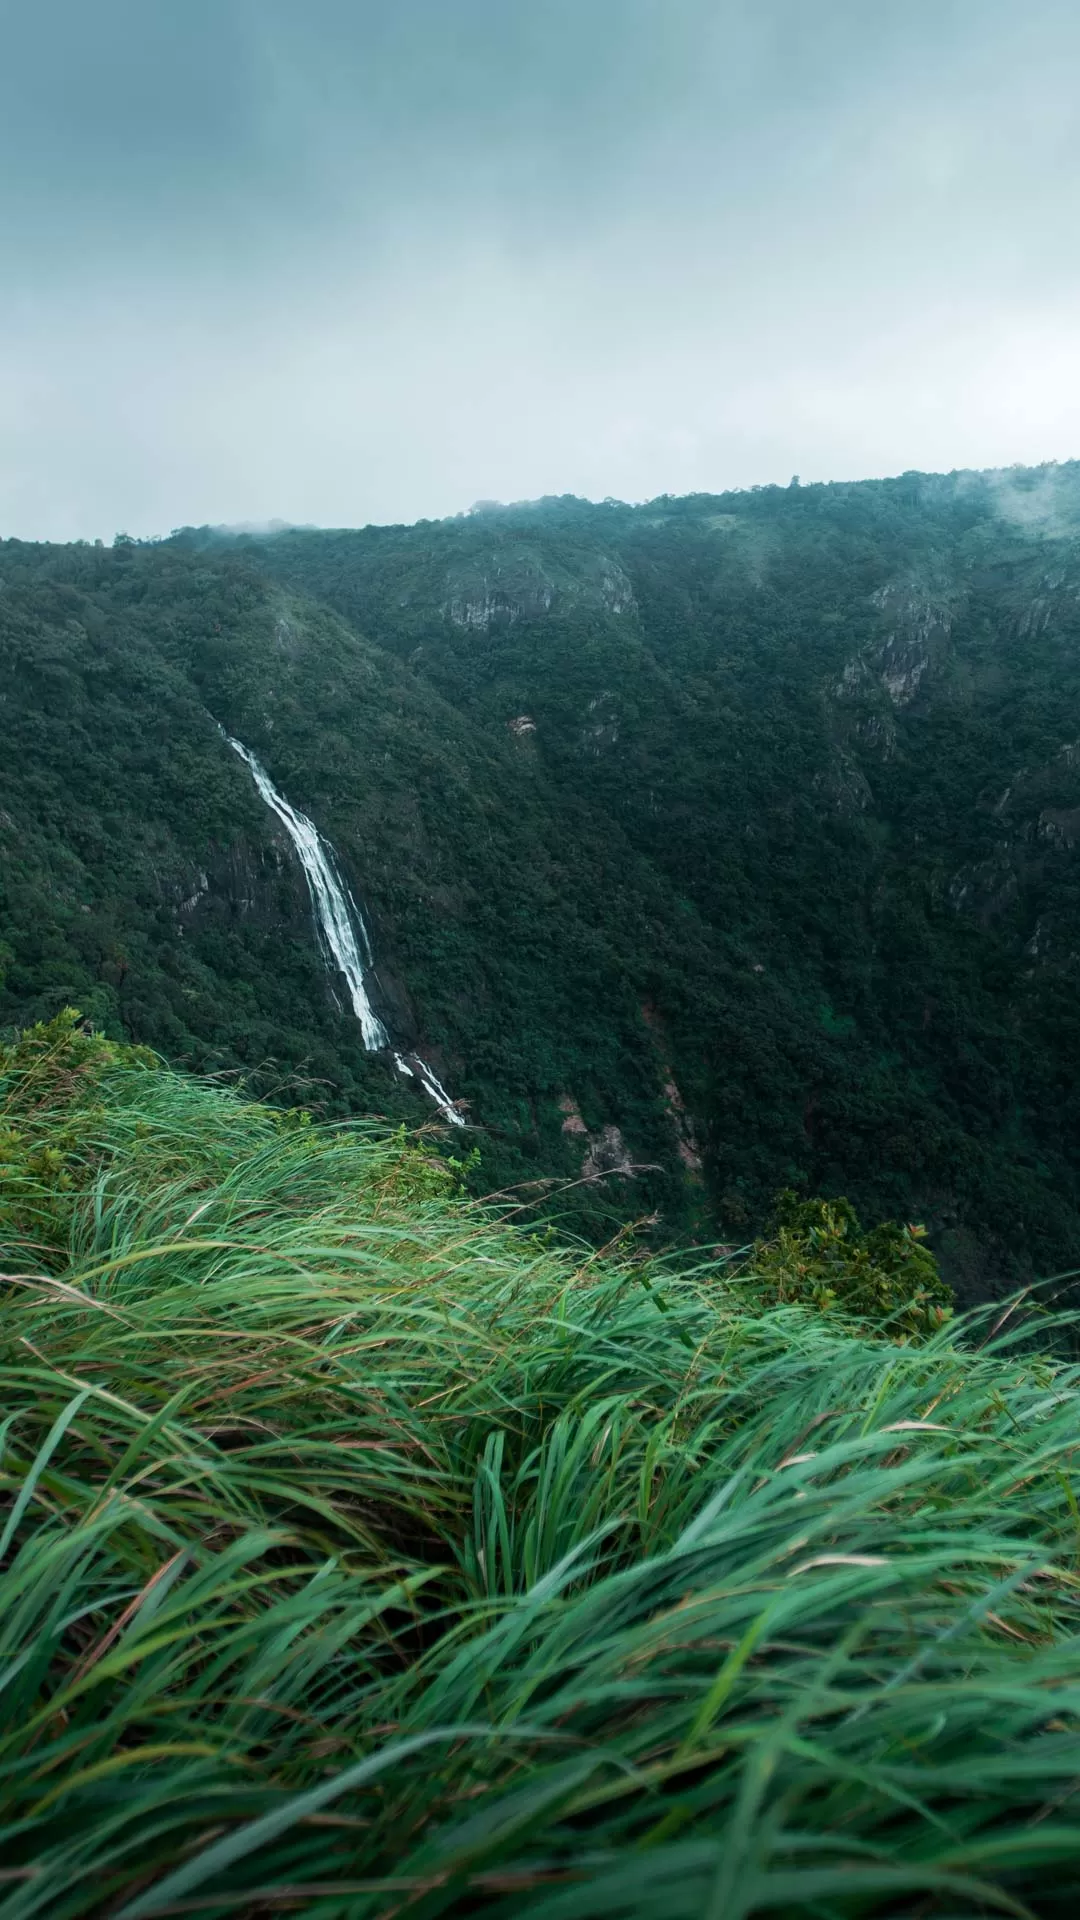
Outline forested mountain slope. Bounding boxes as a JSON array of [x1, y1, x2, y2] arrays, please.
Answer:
[[4, 461, 1080, 1290]]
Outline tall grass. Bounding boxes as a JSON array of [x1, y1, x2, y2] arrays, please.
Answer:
[[2, 1022, 1080, 1916]]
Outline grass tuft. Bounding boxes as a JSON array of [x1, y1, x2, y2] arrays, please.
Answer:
[[2, 1019, 1080, 1915]]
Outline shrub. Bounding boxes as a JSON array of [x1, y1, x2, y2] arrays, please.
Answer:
[[748, 1189, 953, 1337]]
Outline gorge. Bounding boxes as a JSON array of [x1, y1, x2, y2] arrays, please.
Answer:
[[5, 459, 1080, 1292]]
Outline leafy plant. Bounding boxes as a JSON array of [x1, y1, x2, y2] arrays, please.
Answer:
[[748, 1189, 953, 1337]]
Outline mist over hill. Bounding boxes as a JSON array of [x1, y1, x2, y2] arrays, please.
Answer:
[[5, 460, 1080, 1291]]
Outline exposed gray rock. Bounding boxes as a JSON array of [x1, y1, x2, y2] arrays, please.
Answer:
[[443, 548, 636, 630], [582, 1123, 635, 1182]]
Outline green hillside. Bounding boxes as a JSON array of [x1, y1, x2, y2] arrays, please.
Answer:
[[1, 1015, 1079, 1916], [5, 463, 1080, 1283]]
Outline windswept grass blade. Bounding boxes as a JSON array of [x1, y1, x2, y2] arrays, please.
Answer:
[[2, 1027, 1080, 1914]]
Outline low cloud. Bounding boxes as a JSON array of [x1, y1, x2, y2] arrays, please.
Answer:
[[4, 0, 1080, 537]]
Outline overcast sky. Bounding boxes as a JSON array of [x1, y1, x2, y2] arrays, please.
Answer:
[[3, 0, 1080, 539]]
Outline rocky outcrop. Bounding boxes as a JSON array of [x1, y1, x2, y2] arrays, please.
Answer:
[[581, 1123, 635, 1182], [558, 1096, 638, 1182], [446, 574, 554, 630], [948, 852, 1019, 924], [443, 548, 636, 631], [1038, 807, 1080, 851], [812, 755, 874, 816], [173, 838, 304, 933], [661, 1074, 703, 1175], [582, 691, 619, 755], [834, 578, 958, 719], [871, 581, 956, 706]]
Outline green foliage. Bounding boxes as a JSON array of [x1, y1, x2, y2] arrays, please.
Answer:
[[1, 1006, 163, 1086], [7, 466, 1080, 1276], [1, 1048, 1080, 1912], [0, 1009, 158, 1247], [749, 1189, 954, 1338]]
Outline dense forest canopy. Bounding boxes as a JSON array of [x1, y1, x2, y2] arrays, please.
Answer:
[[4, 460, 1080, 1292]]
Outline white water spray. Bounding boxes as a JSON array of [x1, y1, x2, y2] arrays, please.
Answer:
[[225, 734, 465, 1125]]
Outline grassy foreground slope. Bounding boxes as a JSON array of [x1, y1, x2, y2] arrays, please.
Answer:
[[3, 1019, 1080, 1916]]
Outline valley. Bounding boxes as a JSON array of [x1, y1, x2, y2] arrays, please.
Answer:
[[5, 461, 1080, 1290]]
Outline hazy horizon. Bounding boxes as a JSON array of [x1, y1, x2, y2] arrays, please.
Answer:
[[5, 0, 1080, 542], [34, 451, 1072, 550]]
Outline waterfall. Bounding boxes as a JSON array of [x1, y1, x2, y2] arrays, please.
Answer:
[[225, 734, 465, 1126], [226, 736, 387, 1049]]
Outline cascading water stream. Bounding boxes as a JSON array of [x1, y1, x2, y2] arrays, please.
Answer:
[[225, 734, 465, 1125], [226, 736, 386, 1048]]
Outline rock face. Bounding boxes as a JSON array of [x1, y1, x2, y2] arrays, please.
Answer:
[[639, 1002, 704, 1177], [174, 837, 307, 934], [443, 548, 636, 630], [581, 1123, 635, 1182], [662, 1074, 704, 1176], [559, 1097, 638, 1182], [872, 581, 954, 706], [446, 574, 554, 630], [834, 576, 957, 718]]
